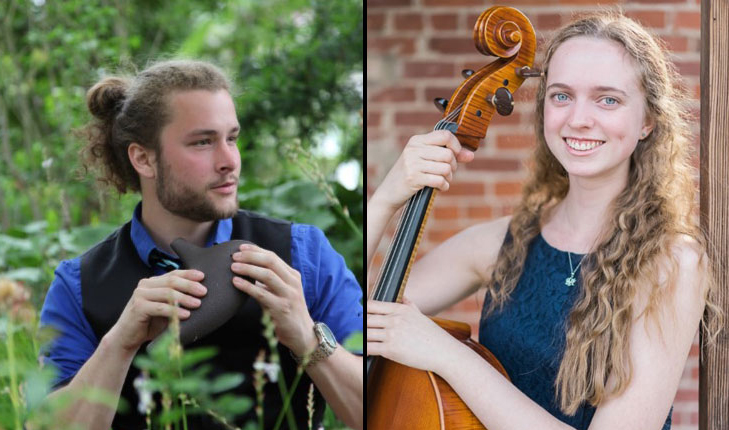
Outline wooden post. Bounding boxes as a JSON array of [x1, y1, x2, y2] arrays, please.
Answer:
[[700, 1, 729, 429]]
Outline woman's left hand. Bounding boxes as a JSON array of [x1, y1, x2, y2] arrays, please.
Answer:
[[367, 297, 461, 374]]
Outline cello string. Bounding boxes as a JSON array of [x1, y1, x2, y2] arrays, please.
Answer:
[[371, 104, 464, 302]]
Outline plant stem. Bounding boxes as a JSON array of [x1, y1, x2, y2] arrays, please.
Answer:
[[333, 203, 362, 240], [177, 361, 188, 430], [282, 139, 362, 240], [272, 367, 307, 430], [6, 318, 24, 430], [275, 374, 298, 430]]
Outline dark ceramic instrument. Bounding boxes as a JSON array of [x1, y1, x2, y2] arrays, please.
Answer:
[[148, 238, 254, 350]]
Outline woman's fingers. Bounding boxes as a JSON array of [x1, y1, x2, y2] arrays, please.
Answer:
[[367, 328, 386, 342], [366, 313, 388, 328], [411, 130, 474, 164]]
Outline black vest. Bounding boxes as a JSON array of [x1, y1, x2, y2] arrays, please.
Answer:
[[80, 210, 324, 429]]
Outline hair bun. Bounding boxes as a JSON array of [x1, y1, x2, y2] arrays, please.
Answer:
[[86, 77, 130, 120]]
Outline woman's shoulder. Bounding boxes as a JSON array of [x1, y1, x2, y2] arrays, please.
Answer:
[[636, 233, 707, 322], [669, 233, 704, 266], [447, 215, 512, 251], [654, 233, 707, 290], [667, 233, 708, 298], [447, 215, 512, 280]]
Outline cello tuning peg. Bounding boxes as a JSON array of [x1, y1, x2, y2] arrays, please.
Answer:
[[433, 97, 449, 112], [461, 69, 475, 78], [488, 87, 514, 116], [515, 66, 543, 78]]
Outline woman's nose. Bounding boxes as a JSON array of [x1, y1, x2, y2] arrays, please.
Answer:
[[566, 102, 595, 129]]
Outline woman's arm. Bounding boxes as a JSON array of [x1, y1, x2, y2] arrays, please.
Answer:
[[586, 237, 706, 429], [404, 215, 510, 316], [366, 130, 474, 276], [367, 129, 512, 315]]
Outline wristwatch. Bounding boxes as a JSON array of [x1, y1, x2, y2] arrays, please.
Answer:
[[292, 322, 338, 367]]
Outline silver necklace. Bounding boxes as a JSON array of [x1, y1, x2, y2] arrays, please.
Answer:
[[565, 252, 584, 286]]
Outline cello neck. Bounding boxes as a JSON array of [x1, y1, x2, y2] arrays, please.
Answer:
[[370, 186, 437, 304]]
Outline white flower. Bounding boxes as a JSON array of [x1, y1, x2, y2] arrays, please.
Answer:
[[253, 361, 280, 383], [41, 158, 53, 169], [133, 373, 153, 414]]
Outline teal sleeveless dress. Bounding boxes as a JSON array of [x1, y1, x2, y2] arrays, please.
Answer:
[[478, 232, 671, 429]]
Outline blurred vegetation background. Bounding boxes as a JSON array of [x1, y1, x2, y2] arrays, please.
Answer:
[[0, 0, 364, 309]]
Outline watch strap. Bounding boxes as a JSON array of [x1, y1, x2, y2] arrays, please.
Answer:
[[291, 322, 337, 367]]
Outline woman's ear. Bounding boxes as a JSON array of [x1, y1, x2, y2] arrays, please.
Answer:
[[128, 143, 157, 179], [641, 115, 655, 140]]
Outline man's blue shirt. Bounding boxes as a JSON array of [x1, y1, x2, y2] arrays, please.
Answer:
[[40, 206, 363, 387]]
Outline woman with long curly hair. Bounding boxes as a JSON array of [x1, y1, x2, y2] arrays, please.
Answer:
[[367, 11, 721, 430]]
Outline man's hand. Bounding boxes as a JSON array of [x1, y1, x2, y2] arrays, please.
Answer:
[[230, 243, 317, 356], [106, 270, 208, 353]]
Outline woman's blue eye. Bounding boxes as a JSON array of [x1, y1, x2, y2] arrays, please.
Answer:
[[603, 97, 618, 105], [553, 93, 569, 102]]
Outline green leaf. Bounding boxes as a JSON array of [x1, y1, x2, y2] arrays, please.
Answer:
[[210, 393, 252, 415], [342, 331, 362, 352], [210, 373, 245, 393], [133, 355, 158, 371], [2, 267, 44, 283], [179, 346, 218, 368]]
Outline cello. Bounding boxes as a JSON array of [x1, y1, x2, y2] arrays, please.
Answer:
[[367, 6, 540, 429]]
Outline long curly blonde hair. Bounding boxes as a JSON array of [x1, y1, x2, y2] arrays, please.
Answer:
[[483, 11, 721, 415]]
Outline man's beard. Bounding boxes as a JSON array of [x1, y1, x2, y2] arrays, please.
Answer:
[[156, 159, 238, 222]]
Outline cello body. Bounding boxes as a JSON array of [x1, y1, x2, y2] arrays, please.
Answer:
[[367, 318, 509, 430], [367, 6, 538, 429]]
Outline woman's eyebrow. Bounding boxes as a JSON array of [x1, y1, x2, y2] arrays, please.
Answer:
[[546, 82, 628, 97], [593, 86, 628, 97]]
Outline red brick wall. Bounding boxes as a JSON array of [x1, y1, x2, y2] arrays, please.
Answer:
[[367, 1, 701, 428]]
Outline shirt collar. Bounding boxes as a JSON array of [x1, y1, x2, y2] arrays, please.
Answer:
[[130, 202, 234, 267]]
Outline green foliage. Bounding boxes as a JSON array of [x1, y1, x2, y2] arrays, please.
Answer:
[[0, 221, 118, 308], [134, 331, 253, 428], [1, 0, 362, 428], [0, 0, 364, 295], [0, 280, 120, 430]]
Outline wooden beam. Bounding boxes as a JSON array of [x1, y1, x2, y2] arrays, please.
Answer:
[[700, 1, 729, 429]]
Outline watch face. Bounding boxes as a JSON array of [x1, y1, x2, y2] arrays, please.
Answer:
[[318, 323, 337, 349]]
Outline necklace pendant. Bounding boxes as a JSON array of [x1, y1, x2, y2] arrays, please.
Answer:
[[565, 276, 576, 286]]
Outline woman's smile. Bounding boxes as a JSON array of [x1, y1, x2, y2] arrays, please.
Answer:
[[563, 137, 606, 155]]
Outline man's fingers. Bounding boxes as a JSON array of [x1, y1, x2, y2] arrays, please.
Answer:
[[136, 287, 202, 310], [232, 245, 299, 286], [231, 263, 286, 294], [232, 276, 279, 309], [136, 300, 191, 320], [139, 274, 207, 297], [166, 269, 205, 281]]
